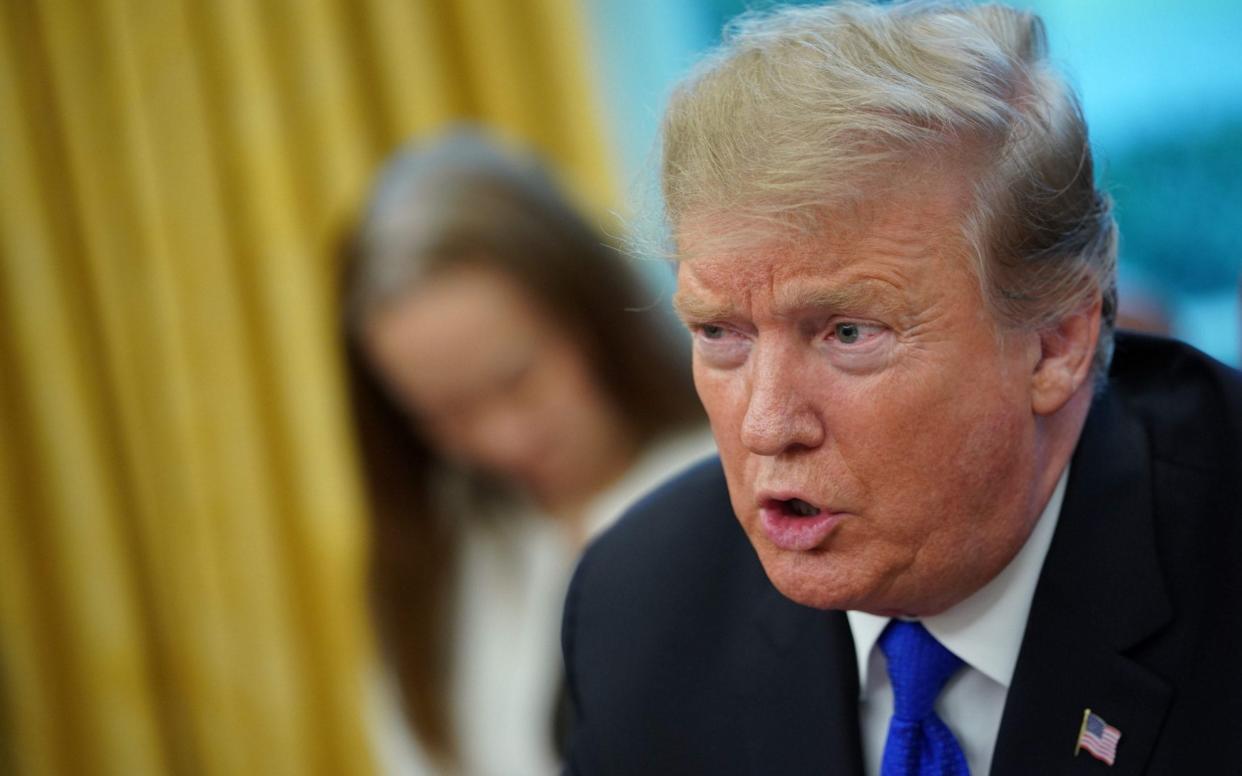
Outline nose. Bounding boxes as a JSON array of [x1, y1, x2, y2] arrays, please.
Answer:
[[739, 344, 825, 456]]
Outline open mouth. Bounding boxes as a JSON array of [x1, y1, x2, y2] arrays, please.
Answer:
[[770, 497, 822, 518], [758, 496, 839, 551]]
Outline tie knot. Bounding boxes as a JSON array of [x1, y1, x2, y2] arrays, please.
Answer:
[[879, 620, 964, 722]]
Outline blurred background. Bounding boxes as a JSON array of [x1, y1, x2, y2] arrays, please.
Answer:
[[1, 1, 1237, 775]]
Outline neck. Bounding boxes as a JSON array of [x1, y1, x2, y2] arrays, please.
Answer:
[[1029, 382, 1094, 520], [544, 428, 641, 544]]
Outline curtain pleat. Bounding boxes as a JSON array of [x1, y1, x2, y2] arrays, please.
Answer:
[[0, 0, 616, 774]]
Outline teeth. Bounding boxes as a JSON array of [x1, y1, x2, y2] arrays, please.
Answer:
[[786, 498, 820, 517]]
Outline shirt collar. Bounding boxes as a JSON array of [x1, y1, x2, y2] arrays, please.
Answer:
[[845, 466, 1069, 693]]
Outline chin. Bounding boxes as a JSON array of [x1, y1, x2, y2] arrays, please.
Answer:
[[753, 543, 864, 612]]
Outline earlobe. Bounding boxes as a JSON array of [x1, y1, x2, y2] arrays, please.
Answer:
[[1031, 297, 1102, 416]]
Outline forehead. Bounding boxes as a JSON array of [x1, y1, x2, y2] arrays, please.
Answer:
[[363, 266, 550, 400], [673, 179, 974, 315], [371, 264, 545, 342]]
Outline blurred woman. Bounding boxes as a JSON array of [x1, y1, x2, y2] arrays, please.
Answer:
[[339, 131, 709, 775]]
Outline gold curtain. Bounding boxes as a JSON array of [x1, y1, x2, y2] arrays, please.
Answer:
[[0, 1, 616, 774]]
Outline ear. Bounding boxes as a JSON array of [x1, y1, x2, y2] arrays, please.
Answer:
[[1031, 296, 1102, 416]]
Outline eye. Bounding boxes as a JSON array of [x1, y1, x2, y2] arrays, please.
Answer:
[[834, 322, 861, 344], [821, 320, 889, 357], [691, 322, 750, 368]]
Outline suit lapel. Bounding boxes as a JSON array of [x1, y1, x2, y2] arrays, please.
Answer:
[[737, 581, 865, 776], [991, 389, 1173, 775]]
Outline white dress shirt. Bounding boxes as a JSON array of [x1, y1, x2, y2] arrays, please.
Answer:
[[370, 429, 717, 776], [846, 467, 1069, 776]]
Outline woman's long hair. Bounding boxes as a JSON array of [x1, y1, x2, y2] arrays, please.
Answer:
[[338, 131, 702, 762]]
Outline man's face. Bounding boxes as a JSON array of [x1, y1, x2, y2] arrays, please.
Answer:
[[675, 176, 1048, 616]]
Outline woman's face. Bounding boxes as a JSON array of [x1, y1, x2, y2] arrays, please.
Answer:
[[361, 264, 635, 511]]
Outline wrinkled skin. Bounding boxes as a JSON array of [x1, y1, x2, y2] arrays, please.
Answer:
[[674, 174, 1097, 616]]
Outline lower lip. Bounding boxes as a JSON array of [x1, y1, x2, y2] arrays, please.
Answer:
[[759, 505, 845, 551]]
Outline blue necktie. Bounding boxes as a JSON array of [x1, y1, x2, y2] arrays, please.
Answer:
[[879, 620, 970, 776]]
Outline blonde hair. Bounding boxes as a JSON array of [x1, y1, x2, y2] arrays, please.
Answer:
[[662, 0, 1117, 375]]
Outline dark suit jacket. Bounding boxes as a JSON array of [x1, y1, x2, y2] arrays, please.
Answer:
[[562, 333, 1242, 774]]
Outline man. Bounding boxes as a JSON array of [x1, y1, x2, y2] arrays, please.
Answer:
[[561, 2, 1242, 775]]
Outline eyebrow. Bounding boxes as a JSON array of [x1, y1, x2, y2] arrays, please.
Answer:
[[772, 280, 905, 319], [673, 278, 905, 324], [671, 291, 734, 324]]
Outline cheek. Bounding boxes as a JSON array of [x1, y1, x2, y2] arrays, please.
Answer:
[[693, 362, 769, 530], [866, 388, 1032, 549], [692, 361, 745, 449], [830, 350, 1030, 507], [944, 401, 1031, 503]]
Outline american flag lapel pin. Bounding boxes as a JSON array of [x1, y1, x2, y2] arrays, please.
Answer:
[[1075, 708, 1122, 766]]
